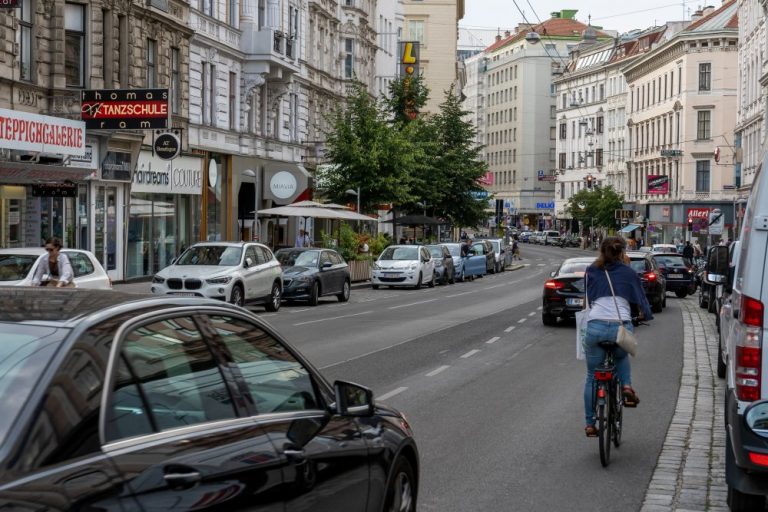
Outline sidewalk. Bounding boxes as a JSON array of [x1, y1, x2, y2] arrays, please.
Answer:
[[640, 299, 728, 511]]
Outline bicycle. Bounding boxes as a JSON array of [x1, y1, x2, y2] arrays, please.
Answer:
[[592, 340, 624, 467]]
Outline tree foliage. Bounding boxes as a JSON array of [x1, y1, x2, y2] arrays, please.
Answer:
[[565, 186, 625, 229]]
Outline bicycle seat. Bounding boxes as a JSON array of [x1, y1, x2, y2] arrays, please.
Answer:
[[598, 341, 618, 350]]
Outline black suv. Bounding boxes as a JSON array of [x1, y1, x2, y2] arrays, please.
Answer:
[[651, 253, 696, 298], [626, 251, 666, 313]]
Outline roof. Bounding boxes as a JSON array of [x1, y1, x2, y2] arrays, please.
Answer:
[[485, 16, 609, 53], [683, 0, 738, 33]]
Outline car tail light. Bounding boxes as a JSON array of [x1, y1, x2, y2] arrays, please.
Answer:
[[736, 295, 764, 401], [544, 279, 565, 290], [749, 452, 768, 467], [645, 272, 657, 281]]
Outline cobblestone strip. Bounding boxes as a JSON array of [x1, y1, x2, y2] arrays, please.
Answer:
[[640, 300, 728, 512]]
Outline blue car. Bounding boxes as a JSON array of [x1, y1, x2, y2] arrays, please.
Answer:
[[441, 243, 487, 281]]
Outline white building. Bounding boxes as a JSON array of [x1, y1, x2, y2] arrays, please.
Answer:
[[374, 0, 405, 97], [462, 52, 486, 147]]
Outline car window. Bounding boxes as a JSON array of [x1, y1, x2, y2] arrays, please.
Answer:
[[428, 247, 443, 258], [0, 254, 37, 281], [654, 255, 687, 268], [245, 246, 259, 265], [629, 259, 647, 272], [490, 241, 500, 252], [319, 251, 332, 267], [444, 245, 460, 257], [65, 251, 95, 277], [256, 247, 273, 265], [177, 245, 242, 266], [208, 316, 319, 414], [104, 316, 236, 443], [331, 252, 344, 265], [380, 246, 418, 260], [558, 261, 590, 274], [472, 243, 484, 254]]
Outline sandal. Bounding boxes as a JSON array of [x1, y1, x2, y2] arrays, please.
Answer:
[[623, 386, 640, 407], [585, 425, 598, 437]]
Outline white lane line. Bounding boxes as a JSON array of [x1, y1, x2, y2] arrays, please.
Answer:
[[446, 291, 476, 298], [537, 263, 546, 267], [504, 326, 516, 333], [486, 336, 500, 344], [388, 298, 439, 310], [528, 312, 536, 317], [518, 318, 527, 324], [537, 306, 543, 310], [293, 310, 373, 326], [378, 387, 408, 401], [461, 349, 481, 358], [291, 308, 311, 313], [426, 365, 451, 377], [439, 349, 450, 355]]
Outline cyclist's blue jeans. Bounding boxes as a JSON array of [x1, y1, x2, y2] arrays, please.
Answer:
[[583, 319, 634, 426]]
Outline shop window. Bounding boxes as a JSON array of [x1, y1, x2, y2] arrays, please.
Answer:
[[146, 39, 157, 88]]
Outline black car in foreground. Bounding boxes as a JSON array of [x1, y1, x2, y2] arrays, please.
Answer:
[[542, 257, 594, 325], [275, 247, 351, 305], [651, 252, 696, 298], [626, 250, 666, 313], [0, 288, 418, 511]]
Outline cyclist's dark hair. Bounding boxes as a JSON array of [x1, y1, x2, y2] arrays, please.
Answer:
[[594, 236, 626, 269]]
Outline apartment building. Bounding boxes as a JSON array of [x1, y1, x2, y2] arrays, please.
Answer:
[[622, 1, 739, 245], [374, 0, 405, 97]]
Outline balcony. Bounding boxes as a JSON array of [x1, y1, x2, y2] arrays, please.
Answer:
[[191, 12, 241, 49], [242, 27, 300, 77]]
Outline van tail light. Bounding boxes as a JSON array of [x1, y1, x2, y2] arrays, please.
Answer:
[[544, 279, 565, 290], [645, 272, 657, 281], [736, 295, 764, 402]]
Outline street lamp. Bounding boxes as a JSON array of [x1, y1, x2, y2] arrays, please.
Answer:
[[242, 169, 260, 241], [345, 187, 360, 213]]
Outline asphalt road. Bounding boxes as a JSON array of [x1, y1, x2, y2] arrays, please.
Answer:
[[261, 243, 684, 512]]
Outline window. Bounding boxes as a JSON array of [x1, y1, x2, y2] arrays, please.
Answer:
[[698, 63, 711, 91], [65, 3, 86, 87], [171, 48, 181, 115], [595, 148, 603, 167], [202, 63, 208, 124], [344, 38, 354, 78], [596, 116, 604, 134], [559, 123, 566, 139], [65, 252, 94, 277], [118, 15, 128, 87], [20, 0, 33, 81], [209, 64, 217, 126], [146, 39, 157, 88], [202, 0, 212, 16], [229, 72, 237, 130], [228, 0, 237, 26], [407, 20, 424, 44], [697, 110, 711, 140], [696, 160, 710, 192], [105, 316, 236, 442], [559, 152, 566, 170]]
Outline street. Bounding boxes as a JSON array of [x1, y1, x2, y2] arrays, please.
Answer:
[[262, 244, 685, 511]]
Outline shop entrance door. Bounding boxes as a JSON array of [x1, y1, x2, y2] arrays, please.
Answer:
[[94, 185, 122, 280]]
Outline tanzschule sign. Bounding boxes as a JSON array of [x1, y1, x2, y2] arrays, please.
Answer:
[[81, 89, 169, 129]]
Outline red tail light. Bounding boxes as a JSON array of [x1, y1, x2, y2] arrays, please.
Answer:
[[645, 272, 657, 281], [749, 452, 768, 467], [544, 279, 565, 290], [741, 296, 765, 327], [595, 371, 613, 381], [736, 295, 763, 401]]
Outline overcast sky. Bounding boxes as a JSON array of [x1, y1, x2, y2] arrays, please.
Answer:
[[459, 0, 705, 49]]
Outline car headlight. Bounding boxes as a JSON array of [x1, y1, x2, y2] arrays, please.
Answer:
[[152, 275, 165, 284], [373, 262, 382, 270], [296, 275, 313, 283], [206, 276, 233, 284], [409, 263, 418, 270], [435, 260, 443, 267]]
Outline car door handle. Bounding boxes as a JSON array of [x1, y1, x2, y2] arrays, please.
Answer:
[[164, 469, 202, 489], [283, 448, 306, 460]]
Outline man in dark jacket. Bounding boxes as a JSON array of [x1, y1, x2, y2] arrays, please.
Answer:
[[682, 241, 694, 264]]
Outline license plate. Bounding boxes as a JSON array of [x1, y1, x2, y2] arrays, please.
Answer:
[[668, 273, 682, 279], [384, 272, 402, 277], [566, 298, 584, 306], [171, 292, 197, 296]]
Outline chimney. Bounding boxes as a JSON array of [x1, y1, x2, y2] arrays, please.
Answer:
[[690, 8, 704, 22], [495, 34, 502, 42], [702, 5, 716, 16], [504, 30, 511, 37], [516, 23, 533, 33]]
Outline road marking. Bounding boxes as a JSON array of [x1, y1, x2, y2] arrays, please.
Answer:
[[461, 349, 481, 358], [518, 318, 527, 323], [510, 343, 535, 360], [389, 298, 438, 310], [528, 312, 536, 317], [504, 326, 516, 333], [537, 306, 543, 310], [439, 349, 449, 355], [378, 387, 408, 400], [291, 308, 311, 313], [537, 263, 546, 267], [486, 336, 500, 344], [293, 310, 373, 326], [426, 365, 450, 377], [446, 291, 476, 298]]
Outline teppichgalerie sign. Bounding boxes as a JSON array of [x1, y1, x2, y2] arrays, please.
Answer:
[[81, 89, 169, 130]]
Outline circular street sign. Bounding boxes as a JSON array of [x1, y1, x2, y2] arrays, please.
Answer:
[[154, 132, 181, 160], [270, 171, 297, 199]]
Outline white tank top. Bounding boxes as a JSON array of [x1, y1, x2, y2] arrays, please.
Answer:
[[588, 296, 632, 322]]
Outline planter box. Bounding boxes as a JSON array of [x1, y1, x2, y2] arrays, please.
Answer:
[[348, 259, 372, 282]]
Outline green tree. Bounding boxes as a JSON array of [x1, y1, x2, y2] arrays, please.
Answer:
[[566, 186, 625, 229], [383, 74, 430, 125]]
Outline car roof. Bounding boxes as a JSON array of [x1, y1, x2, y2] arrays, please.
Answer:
[[0, 287, 240, 326], [626, 251, 652, 258], [191, 242, 251, 248], [651, 252, 684, 257], [562, 257, 594, 264], [276, 247, 323, 252]]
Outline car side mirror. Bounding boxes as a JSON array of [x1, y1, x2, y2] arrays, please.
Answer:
[[245, 257, 254, 268], [745, 401, 768, 438], [333, 381, 374, 417], [322, 261, 333, 269], [705, 246, 729, 284]]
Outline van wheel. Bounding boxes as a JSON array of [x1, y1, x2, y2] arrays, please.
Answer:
[[727, 486, 765, 512]]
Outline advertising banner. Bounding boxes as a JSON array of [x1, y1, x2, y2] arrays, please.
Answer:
[[81, 89, 169, 129], [0, 108, 85, 156], [133, 152, 203, 195], [647, 175, 669, 194]]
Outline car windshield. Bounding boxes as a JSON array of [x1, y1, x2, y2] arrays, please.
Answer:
[[0, 324, 66, 446], [276, 250, 320, 267], [428, 247, 443, 258], [629, 259, 647, 272], [380, 246, 418, 261], [444, 245, 461, 257], [0, 255, 37, 281], [558, 261, 590, 274], [655, 255, 688, 268], [653, 245, 676, 253], [176, 246, 243, 266]]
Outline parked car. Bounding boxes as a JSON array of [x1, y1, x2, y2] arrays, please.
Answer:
[[488, 238, 506, 273], [0, 287, 419, 511], [441, 243, 486, 282], [0, 248, 111, 289], [150, 242, 283, 311], [275, 248, 351, 305], [426, 244, 455, 285], [543, 230, 562, 246], [651, 253, 696, 298], [541, 257, 594, 326], [372, 245, 436, 289], [518, 231, 533, 243], [699, 247, 721, 314], [651, 243, 678, 253], [471, 239, 496, 274], [626, 250, 666, 313], [717, 240, 741, 379]]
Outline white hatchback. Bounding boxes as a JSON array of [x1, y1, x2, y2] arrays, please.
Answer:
[[0, 248, 111, 289], [372, 245, 436, 289], [151, 242, 283, 311]]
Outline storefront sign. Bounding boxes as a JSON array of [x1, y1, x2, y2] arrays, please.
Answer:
[[67, 144, 98, 169], [32, 183, 78, 197], [270, 171, 297, 199], [479, 172, 494, 186], [81, 89, 169, 129], [101, 151, 133, 182], [647, 175, 669, 194], [208, 159, 218, 188], [399, 41, 420, 78], [536, 201, 555, 209], [687, 207, 711, 220], [133, 152, 203, 195], [154, 132, 180, 160], [0, 108, 86, 156]]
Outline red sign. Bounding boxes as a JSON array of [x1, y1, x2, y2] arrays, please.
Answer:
[[81, 89, 168, 129], [687, 208, 711, 219], [647, 175, 669, 194], [478, 171, 494, 186], [0, 108, 85, 156]]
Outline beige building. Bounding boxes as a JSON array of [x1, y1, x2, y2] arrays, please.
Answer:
[[622, 1, 739, 244], [403, 0, 464, 113]]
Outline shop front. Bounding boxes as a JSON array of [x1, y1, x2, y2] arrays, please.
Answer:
[[645, 202, 735, 246], [126, 150, 204, 279]]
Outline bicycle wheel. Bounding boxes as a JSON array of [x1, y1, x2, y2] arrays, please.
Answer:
[[597, 401, 611, 467], [613, 379, 623, 448]]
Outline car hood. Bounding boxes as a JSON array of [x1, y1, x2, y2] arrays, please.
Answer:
[[158, 265, 237, 279], [376, 260, 418, 270], [0, 278, 28, 286], [283, 266, 317, 276]]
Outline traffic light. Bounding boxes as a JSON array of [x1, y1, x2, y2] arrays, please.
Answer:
[[687, 217, 693, 231], [586, 175, 593, 188]]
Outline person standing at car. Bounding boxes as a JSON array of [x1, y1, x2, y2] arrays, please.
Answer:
[[461, 238, 472, 258], [682, 241, 694, 265], [582, 236, 652, 437], [31, 237, 75, 288]]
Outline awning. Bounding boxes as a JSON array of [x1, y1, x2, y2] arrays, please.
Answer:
[[620, 224, 641, 233], [0, 161, 95, 184], [257, 203, 376, 222]]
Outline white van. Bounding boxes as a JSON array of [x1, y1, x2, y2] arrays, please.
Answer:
[[721, 164, 768, 511]]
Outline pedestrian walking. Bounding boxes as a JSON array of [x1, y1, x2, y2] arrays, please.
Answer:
[[295, 229, 310, 247]]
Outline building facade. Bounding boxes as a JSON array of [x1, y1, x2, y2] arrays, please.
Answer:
[[374, 0, 404, 97], [622, 1, 739, 245]]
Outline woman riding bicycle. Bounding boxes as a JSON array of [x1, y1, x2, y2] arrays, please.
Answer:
[[583, 236, 653, 437]]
